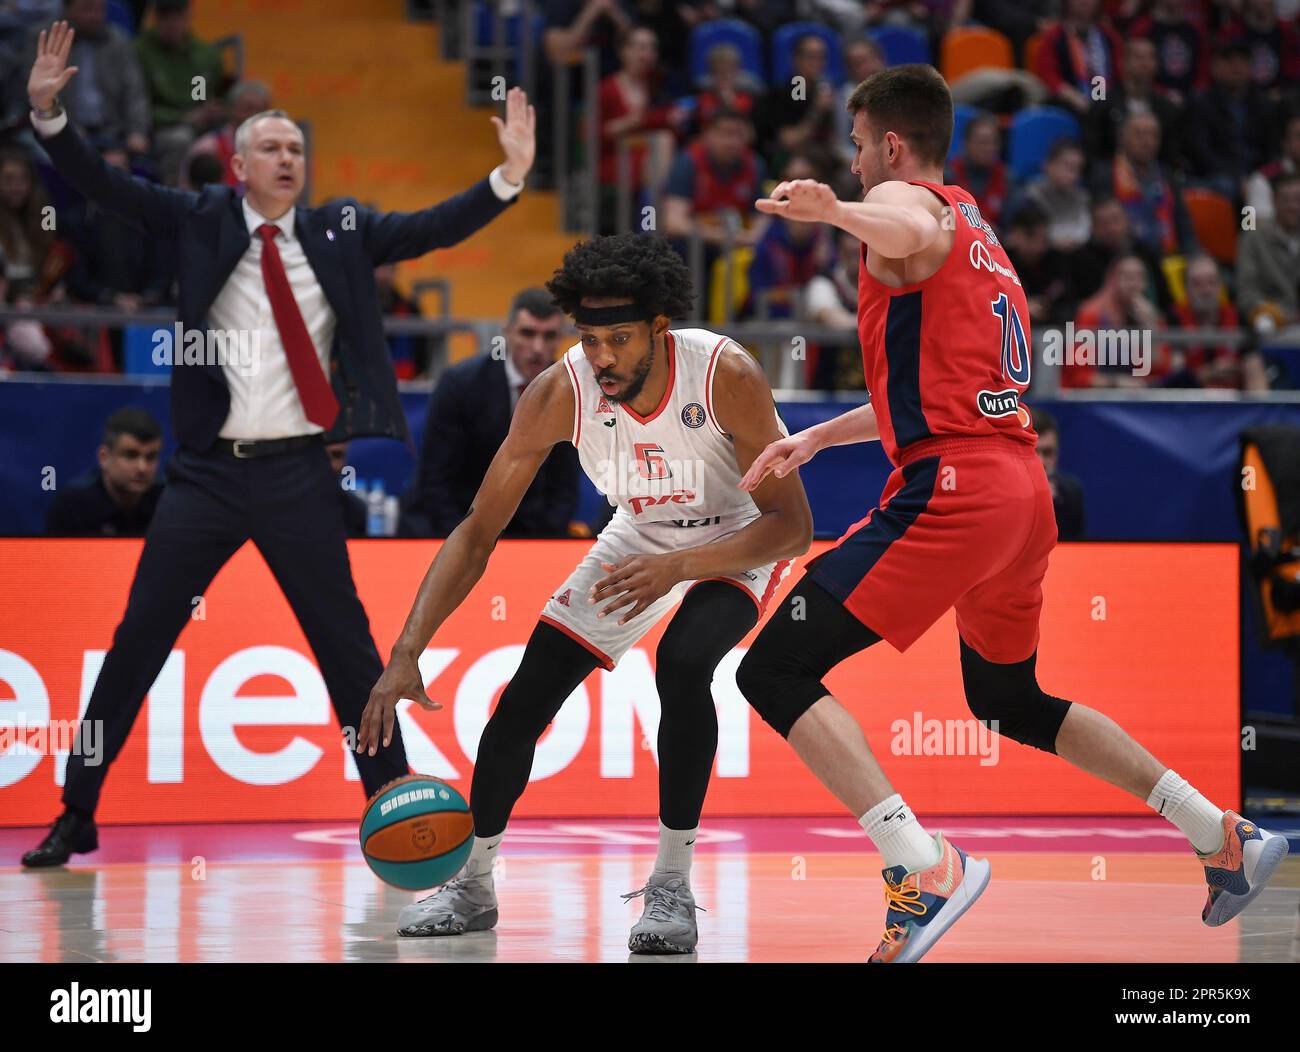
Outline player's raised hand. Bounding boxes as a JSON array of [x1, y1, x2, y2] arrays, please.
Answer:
[[491, 86, 536, 186], [755, 179, 837, 223], [29, 20, 79, 111], [738, 431, 817, 492], [356, 649, 440, 757]]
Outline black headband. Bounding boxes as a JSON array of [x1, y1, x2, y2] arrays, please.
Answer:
[[572, 302, 651, 326]]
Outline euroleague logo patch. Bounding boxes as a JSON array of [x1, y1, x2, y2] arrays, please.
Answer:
[[681, 402, 706, 428]]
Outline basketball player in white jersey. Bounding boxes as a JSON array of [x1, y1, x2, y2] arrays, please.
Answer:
[[356, 233, 811, 953]]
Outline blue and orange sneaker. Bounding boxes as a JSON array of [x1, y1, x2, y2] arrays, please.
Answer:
[[1197, 811, 1289, 927], [868, 833, 990, 963]]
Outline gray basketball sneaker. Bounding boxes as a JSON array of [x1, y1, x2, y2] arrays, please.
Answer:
[[396, 874, 498, 937], [623, 873, 703, 954]]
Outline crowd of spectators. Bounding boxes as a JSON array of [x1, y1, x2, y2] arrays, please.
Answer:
[[555, 0, 1300, 390], [1, 0, 1298, 394]]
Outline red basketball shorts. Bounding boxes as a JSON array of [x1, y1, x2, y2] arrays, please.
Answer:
[[806, 435, 1058, 664]]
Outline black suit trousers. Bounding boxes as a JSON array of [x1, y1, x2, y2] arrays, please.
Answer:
[[61, 439, 409, 814]]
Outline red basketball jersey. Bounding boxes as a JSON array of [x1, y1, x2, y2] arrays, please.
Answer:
[[857, 180, 1037, 466]]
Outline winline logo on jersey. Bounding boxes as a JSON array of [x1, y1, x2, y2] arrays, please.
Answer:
[[1041, 323, 1153, 378]]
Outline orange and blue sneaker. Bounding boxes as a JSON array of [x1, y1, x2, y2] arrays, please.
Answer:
[[1197, 811, 1289, 927], [868, 833, 990, 963]]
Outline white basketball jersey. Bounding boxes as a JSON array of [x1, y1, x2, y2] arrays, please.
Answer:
[[560, 327, 787, 524]]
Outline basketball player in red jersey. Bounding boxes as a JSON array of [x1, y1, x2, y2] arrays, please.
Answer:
[[734, 65, 1289, 963]]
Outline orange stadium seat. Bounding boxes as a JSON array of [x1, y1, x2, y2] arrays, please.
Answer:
[[1183, 188, 1239, 265], [940, 26, 1014, 82], [1023, 30, 1045, 74]]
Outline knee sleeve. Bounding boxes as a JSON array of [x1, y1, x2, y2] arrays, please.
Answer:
[[959, 639, 1071, 754], [735, 644, 833, 740], [736, 579, 882, 739]]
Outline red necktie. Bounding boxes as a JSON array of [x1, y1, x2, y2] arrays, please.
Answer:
[[257, 223, 339, 430]]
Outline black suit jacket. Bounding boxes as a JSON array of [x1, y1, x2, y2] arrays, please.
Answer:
[[40, 120, 516, 451], [414, 354, 579, 537]]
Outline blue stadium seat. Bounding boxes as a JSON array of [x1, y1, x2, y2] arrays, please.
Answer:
[[771, 22, 845, 87], [867, 25, 930, 67], [107, 0, 134, 33], [947, 103, 986, 162], [1007, 106, 1080, 182], [122, 326, 170, 377], [471, 1, 544, 81], [690, 18, 764, 87]]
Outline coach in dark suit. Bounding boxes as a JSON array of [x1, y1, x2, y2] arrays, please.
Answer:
[[22, 21, 536, 866], [409, 288, 579, 538]]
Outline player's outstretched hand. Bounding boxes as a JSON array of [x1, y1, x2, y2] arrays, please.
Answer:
[[589, 554, 681, 626], [29, 20, 79, 111], [755, 179, 837, 223], [356, 650, 439, 757], [738, 432, 818, 492], [491, 85, 536, 186]]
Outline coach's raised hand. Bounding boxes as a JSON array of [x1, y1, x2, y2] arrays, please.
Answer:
[[28, 20, 79, 111], [490, 86, 536, 187]]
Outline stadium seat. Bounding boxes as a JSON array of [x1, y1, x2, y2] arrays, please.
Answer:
[[1183, 188, 1239, 265], [107, 0, 134, 33], [690, 18, 764, 87], [1007, 105, 1080, 181], [868, 25, 930, 67], [947, 103, 986, 162], [771, 22, 845, 87], [122, 326, 170, 377], [940, 26, 1014, 82], [471, 1, 544, 83], [1023, 30, 1045, 75]]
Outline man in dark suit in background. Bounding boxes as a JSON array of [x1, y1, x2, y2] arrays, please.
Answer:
[[22, 21, 536, 866], [45, 406, 165, 537], [408, 287, 579, 538], [1032, 407, 1086, 542]]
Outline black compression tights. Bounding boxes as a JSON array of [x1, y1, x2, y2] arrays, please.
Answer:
[[470, 581, 759, 836]]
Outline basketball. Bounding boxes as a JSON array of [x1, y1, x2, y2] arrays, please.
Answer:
[[359, 775, 474, 891]]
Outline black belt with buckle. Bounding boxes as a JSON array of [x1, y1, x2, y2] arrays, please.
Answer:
[[214, 435, 322, 459]]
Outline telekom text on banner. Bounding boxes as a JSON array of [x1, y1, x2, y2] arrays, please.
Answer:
[[0, 540, 1239, 824]]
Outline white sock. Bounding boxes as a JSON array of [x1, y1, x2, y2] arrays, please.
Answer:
[[860, 794, 941, 873], [462, 831, 504, 882], [652, 821, 697, 879], [1147, 769, 1225, 854]]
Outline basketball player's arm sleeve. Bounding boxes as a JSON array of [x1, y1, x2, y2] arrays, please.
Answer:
[[672, 349, 814, 582], [389, 364, 573, 660], [828, 180, 941, 260]]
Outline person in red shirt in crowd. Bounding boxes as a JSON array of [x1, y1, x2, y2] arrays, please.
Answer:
[[1129, 0, 1208, 104], [694, 41, 760, 132], [664, 108, 768, 244], [1167, 253, 1269, 390], [180, 79, 271, 191], [1063, 253, 1170, 388], [596, 25, 686, 232], [1224, 0, 1300, 98], [945, 114, 1011, 227], [1034, 0, 1125, 117]]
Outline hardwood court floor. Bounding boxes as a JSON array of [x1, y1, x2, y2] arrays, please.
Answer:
[[1, 818, 1297, 963]]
